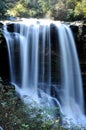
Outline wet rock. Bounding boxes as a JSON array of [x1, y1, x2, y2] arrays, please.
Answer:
[[6, 23, 14, 32]]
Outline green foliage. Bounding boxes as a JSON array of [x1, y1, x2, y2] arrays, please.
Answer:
[[0, 82, 85, 130], [66, 9, 74, 21], [0, 0, 86, 21], [74, 0, 86, 19], [50, 1, 67, 20], [66, 0, 77, 10], [7, 1, 29, 17], [0, 82, 60, 130], [0, 0, 6, 17]]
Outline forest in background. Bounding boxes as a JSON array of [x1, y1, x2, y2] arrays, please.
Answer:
[[0, 0, 86, 21]]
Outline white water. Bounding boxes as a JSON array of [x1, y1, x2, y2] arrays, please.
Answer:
[[3, 19, 86, 127]]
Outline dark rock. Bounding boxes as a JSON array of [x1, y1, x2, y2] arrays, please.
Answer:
[[70, 24, 79, 33], [0, 22, 3, 28], [82, 24, 86, 35], [0, 32, 10, 82], [6, 23, 14, 32]]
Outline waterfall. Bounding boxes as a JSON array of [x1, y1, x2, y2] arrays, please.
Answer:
[[3, 19, 86, 126]]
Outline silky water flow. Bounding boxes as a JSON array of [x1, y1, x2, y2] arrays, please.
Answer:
[[3, 19, 86, 127]]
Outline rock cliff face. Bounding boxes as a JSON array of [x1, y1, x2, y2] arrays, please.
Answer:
[[0, 21, 86, 102], [0, 24, 10, 82]]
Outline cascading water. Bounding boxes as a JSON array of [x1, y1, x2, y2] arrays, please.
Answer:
[[3, 19, 86, 127]]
